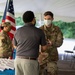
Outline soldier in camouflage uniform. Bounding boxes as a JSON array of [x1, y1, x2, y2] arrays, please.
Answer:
[[39, 11, 63, 75], [0, 22, 12, 58]]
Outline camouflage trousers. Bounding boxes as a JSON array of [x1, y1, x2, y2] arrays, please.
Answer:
[[39, 61, 58, 75]]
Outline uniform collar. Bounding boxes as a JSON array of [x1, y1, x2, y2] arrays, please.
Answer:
[[44, 24, 55, 31], [43, 24, 53, 30]]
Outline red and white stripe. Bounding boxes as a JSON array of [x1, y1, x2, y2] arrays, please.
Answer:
[[5, 12, 16, 40]]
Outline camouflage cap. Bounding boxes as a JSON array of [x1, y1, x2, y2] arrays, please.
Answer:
[[2, 22, 11, 27]]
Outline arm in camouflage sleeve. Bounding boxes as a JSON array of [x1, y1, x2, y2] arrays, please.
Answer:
[[55, 28, 63, 47]]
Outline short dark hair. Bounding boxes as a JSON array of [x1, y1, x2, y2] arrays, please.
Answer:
[[44, 11, 53, 18], [23, 11, 35, 23]]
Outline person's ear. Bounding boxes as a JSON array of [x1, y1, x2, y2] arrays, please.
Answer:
[[32, 18, 35, 24]]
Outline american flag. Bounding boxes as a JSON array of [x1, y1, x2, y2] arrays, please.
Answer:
[[2, 0, 16, 40]]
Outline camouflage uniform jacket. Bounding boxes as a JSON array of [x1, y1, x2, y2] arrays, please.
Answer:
[[39, 24, 63, 63], [0, 31, 12, 58]]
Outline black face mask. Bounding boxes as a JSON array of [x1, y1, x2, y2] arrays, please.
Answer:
[[0, 26, 4, 30], [33, 20, 36, 26]]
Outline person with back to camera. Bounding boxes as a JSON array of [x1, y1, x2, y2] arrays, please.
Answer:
[[13, 11, 48, 75]]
